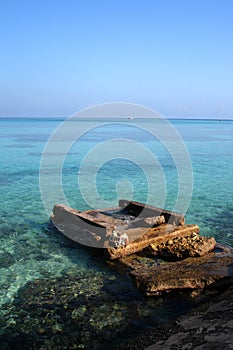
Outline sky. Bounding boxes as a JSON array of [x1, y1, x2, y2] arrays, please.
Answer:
[[0, 0, 233, 118]]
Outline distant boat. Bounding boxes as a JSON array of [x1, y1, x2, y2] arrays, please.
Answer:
[[128, 116, 134, 120]]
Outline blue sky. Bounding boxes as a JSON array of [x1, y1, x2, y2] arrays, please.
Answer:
[[0, 0, 233, 118]]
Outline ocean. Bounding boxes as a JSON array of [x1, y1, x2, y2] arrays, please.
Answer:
[[0, 116, 233, 349]]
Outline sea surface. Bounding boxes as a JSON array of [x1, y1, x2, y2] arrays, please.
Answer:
[[0, 117, 233, 349]]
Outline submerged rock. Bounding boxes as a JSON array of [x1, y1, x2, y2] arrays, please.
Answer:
[[0, 252, 15, 268], [0, 270, 152, 350]]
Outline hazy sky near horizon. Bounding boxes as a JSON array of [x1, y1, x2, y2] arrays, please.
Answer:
[[0, 0, 233, 118]]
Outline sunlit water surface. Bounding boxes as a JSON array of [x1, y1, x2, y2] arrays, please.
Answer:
[[0, 117, 232, 349]]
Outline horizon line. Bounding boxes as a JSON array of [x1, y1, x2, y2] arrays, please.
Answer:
[[0, 115, 233, 121]]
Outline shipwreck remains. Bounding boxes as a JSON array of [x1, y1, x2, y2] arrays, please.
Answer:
[[51, 199, 196, 258], [51, 199, 233, 296]]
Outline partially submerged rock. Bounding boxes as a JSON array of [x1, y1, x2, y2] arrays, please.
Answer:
[[130, 245, 233, 296], [151, 233, 216, 260]]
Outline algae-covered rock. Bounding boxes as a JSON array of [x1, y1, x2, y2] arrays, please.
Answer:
[[0, 252, 15, 268]]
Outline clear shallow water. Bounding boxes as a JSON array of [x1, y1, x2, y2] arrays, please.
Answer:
[[0, 117, 233, 348]]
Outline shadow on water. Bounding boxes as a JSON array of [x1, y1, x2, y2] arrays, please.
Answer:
[[0, 275, 200, 350]]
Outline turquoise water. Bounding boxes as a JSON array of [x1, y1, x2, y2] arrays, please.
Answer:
[[0, 117, 233, 349]]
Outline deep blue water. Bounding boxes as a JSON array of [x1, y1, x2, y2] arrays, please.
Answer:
[[0, 117, 233, 348]]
